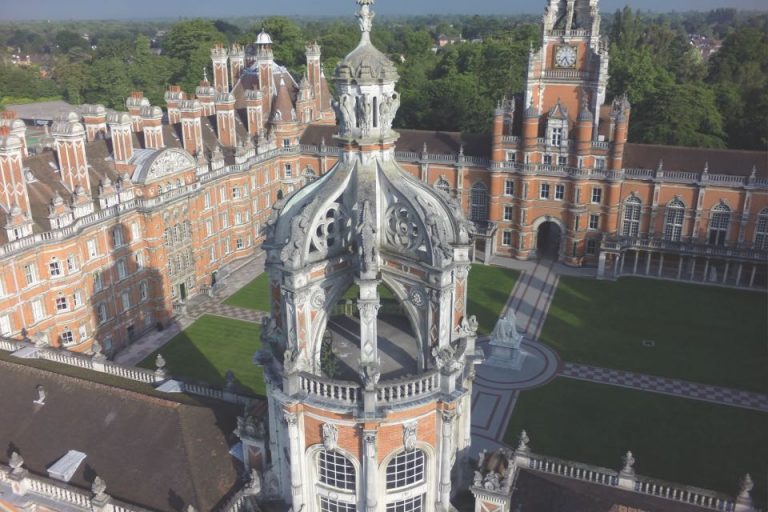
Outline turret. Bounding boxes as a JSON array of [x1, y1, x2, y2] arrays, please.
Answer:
[[255, 29, 275, 108], [305, 41, 322, 120], [107, 112, 134, 170], [523, 102, 540, 158], [180, 100, 203, 156], [230, 43, 245, 86], [125, 92, 149, 132], [252, 5, 477, 512], [211, 43, 229, 93], [215, 92, 237, 148], [81, 104, 108, 142], [141, 105, 164, 149], [51, 112, 91, 197], [164, 85, 186, 124], [0, 127, 33, 240], [0, 111, 27, 157], [245, 89, 264, 137], [576, 94, 594, 165], [610, 94, 631, 170], [196, 71, 216, 117]]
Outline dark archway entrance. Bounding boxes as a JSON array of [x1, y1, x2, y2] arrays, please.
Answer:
[[537, 221, 562, 260]]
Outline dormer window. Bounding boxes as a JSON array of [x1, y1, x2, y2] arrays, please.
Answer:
[[551, 128, 562, 146]]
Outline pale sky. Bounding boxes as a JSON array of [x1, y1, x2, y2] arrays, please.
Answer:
[[0, 0, 765, 21]]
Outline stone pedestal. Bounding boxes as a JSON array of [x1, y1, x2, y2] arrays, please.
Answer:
[[484, 337, 524, 370]]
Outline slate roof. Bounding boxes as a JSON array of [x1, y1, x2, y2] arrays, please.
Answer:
[[623, 143, 767, 178], [0, 358, 243, 511]]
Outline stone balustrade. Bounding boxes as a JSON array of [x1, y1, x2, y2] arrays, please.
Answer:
[[634, 477, 735, 510], [525, 453, 618, 486], [299, 372, 361, 405], [0, 336, 253, 404], [376, 371, 439, 403]]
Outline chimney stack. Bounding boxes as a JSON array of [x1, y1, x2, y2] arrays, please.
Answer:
[[107, 112, 134, 170], [126, 92, 149, 132], [81, 104, 107, 142], [180, 100, 204, 156]]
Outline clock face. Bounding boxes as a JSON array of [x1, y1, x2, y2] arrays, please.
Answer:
[[555, 45, 577, 68]]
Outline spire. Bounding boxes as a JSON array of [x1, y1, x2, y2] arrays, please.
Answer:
[[356, 0, 376, 44]]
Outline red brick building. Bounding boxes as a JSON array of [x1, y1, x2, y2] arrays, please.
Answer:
[[0, 0, 765, 357]]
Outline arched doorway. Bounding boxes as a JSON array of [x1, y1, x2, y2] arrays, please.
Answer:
[[536, 221, 562, 260]]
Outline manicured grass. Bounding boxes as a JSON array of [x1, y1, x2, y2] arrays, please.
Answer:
[[466, 265, 520, 335], [223, 273, 272, 312], [139, 315, 265, 395], [540, 277, 768, 392], [506, 378, 768, 507]]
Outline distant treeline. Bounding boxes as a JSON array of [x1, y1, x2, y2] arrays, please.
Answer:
[[0, 8, 766, 150]]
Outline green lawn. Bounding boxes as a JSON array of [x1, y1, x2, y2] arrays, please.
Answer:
[[466, 265, 520, 335], [506, 378, 768, 507], [139, 315, 265, 395], [540, 277, 768, 392], [223, 273, 272, 312]]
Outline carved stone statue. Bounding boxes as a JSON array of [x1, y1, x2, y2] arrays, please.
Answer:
[[34, 384, 46, 405], [491, 310, 522, 347], [476, 449, 487, 470], [246, 468, 262, 494], [483, 471, 501, 491], [9, 452, 24, 475], [621, 451, 636, 474], [357, 200, 377, 272], [91, 476, 107, 499], [360, 361, 381, 390], [322, 423, 339, 452], [473, 470, 483, 487], [403, 421, 417, 451], [340, 94, 356, 135]]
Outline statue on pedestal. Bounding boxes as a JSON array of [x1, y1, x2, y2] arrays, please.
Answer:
[[491, 310, 522, 349]]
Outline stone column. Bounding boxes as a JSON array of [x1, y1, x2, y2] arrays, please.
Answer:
[[439, 411, 456, 511], [597, 251, 607, 278], [363, 430, 378, 512], [633, 251, 639, 274], [736, 263, 743, 287], [749, 265, 757, 287], [657, 253, 664, 277], [284, 411, 304, 511], [723, 262, 730, 284]]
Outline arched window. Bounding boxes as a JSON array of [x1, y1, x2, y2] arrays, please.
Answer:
[[621, 196, 641, 238], [470, 183, 489, 222], [435, 177, 450, 195], [708, 203, 730, 246], [318, 450, 355, 491], [663, 199, 685, 242], [386, 449, 426, 490], [755, 208, 768, 250]]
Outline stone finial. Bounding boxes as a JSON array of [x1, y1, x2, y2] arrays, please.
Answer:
[[155, 354, 167, 379], [657, 159, 664, 172], [422, 142, 428, 154], [246, 468, 262, 494], [738, 473, 754, 499], [621, 450, 636, 474], [186, 506, 198, 512], [224, 370, 236, 392], [517, 430, 530, 452], [9, 452, 24, 474], [34, 384, 46, 405], [91, 476, 107, 498]]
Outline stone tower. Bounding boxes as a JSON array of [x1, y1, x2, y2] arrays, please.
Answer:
[[256, 2, 479, 511]]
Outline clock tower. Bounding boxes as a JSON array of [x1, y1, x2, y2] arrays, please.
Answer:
[[488, 0, 631, 265], [524, 0, 610, 151]]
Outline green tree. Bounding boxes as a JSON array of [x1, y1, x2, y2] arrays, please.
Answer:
[[55, 30, 89, 53], [259, 17, 306, 68], [163, 19, 224, 95], [630, 82, 726, 148]]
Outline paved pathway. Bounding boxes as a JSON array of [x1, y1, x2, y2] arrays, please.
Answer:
[[561, 362, 768, 412]]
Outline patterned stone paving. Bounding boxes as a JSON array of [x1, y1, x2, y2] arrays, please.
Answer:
[[561, 362, 768, 412]]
